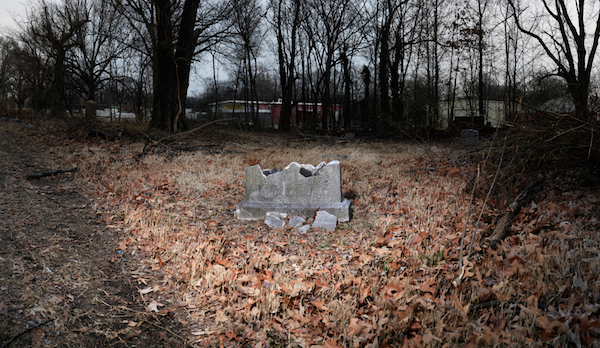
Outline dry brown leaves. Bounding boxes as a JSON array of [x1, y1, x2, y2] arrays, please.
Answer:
[[51, 130, 600, 347]]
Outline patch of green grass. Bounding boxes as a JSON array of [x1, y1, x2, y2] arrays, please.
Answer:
[[419, 250, 444, 267]]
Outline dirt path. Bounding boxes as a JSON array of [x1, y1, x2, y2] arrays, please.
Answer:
[[0, 122, 186, 347]]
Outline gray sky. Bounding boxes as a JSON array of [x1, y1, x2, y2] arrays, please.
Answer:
[[0, 1, 26, 32]]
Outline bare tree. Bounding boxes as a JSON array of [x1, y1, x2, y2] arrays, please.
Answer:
[[229, 0, 264, 126], [70, 0, 126, 103], [509, 0, 600, 119], [22, 0, 89, 117], [269, 0, 302, 132], [305, 0, 362, 129], [115, 0, 231, 132], [0, 37, 16, 111]]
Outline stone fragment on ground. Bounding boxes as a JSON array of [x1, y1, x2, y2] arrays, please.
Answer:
[[312, 210, 337, 231], [23, 124, 40, 131], [289, 216, 306, 228], [298, 225, 310, 234], [342, 132, 355, 140], [265, 215, 285, 229]]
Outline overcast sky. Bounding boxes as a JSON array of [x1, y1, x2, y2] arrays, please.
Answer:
[[0, 0, 214, 95], [1, 1, 27, 32]]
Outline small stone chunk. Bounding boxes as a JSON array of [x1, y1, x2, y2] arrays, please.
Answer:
[[23, 124, 40, 131], [298, 225, 310, 234], [266, 212, 287, 219], [265, 215, 285, 229], [312, 210, 337, 232], [289, 216, 306, 228], [262, 168, 281, 176], [299, 167, 313, 177]]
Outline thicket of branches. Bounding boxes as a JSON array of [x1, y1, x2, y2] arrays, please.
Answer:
[[0, 0, 599, 139]]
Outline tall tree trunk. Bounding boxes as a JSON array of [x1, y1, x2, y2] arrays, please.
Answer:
[[379, 23, 390, 120], [341, 46, 352, 129], [149, 0, 199, 132], [276, 0, 299, 132], [322, 52, 333, 130]]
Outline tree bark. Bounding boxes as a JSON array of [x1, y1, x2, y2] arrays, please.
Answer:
[[149, 0, 200, 132]]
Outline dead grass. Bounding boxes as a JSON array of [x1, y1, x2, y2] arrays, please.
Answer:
[[47, 127, 600, 347]]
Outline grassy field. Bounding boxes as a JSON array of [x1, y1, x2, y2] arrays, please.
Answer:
[[47, 125, 600, 347]]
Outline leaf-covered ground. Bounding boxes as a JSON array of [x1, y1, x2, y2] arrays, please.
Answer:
[[8, 120, 600, 347], [0, 121, 186, 347]]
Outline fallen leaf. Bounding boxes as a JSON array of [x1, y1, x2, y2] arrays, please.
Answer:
[[270, 253, 287, 264], [360, 286, 370, 302], [139, 286, 154, 294], [214, 257, 228, 266], [347, 318, 361, 335], [146, 300, 164, 312], [422, 329, 442, 344], [418, 278, 438, 294], [311, 300, 329, 311], [192, 330, 216, 336], [324, 338, 342, 348], [215, 309, 229, 323]]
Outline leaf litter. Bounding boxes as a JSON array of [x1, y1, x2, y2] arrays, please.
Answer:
[[18, 124, 600, 347]]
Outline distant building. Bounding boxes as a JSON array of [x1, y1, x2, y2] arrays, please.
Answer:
[[439, 99, 507, 128], [208, 100, 342, 128]]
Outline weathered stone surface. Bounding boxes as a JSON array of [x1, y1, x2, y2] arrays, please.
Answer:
[[237, 161, 351, 221], [265, 215, 285, 229], [266, 211, 287, 219], [461, 129, 479, 146], [244, 161, 341, 203], [312, 210, 337, 231], [236, 200, 351, 222], [289, 216, 306, 228], [23, 124, 40, 131], [298, 225, 310, 234]]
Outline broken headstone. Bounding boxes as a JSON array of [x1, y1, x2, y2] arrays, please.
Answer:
[[460, 129, 479, 146], [236, 160, 351, 221]]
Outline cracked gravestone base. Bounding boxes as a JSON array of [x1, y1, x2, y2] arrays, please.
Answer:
[[236, 200, 351, 222]]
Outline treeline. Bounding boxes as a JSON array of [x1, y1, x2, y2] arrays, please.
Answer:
[[0, 0, 598, 133]]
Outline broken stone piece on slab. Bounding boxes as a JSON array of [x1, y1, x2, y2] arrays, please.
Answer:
[[236, 160, 351, 221], [266, 211, 287, 219], [263, 168, 281, 176], [312, 210, 337, 231], [289, 216, 306, 228], [265, 215, 285, 229]]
